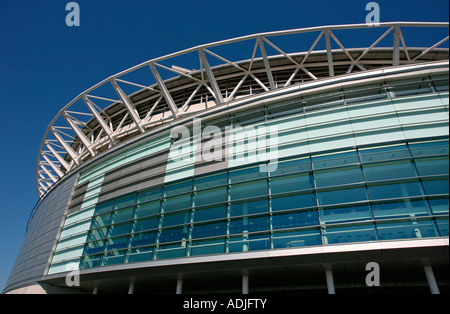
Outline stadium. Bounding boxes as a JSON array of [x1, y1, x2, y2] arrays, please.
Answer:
[[3, 22, 449, 294]]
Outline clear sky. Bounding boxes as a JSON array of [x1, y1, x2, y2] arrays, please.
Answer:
[[0, 0, 448, 292]]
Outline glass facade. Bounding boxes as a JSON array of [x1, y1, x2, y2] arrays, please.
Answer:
[[79, 138, 449, 269], [44, 72, 449, 275]]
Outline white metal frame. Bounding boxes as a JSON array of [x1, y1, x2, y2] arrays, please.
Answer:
[[36, 22, 449, 197]]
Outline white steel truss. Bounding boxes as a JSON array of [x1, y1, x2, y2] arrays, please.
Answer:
[[36, 22, 449, 197]]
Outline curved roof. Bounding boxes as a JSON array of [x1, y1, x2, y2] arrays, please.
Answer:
[[36, 22, 449, 197]]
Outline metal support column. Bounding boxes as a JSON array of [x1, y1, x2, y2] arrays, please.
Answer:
[[176, 278, 183, 294], [128, 282, 135, 294], [393, 25, 401, 66], [424, 265, 440, 294], [325, 268, 335, 294], [324, 29, 335, 77], [242, 273, 249, 295]]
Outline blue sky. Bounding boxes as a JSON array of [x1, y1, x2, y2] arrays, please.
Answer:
[[0, 0, 448, 291]]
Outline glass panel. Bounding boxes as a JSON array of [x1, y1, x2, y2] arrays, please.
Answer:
[[272, 229, 321, 248], [229, 165, 267, 183], [101, 250, 125, 266], [229, 179, 267, 200], [388, 78, 432, 96], [191, 221, 226, 239], [134, 201, 160, 218], [110, 206, 134, 224], [92, 213, 112, 228], [137, 188, 162, 203], [84, 240, 104, 255], [193, 205, 227, 222], [107, 222, 131, 237], [194, 187, 227, 206], [159, 227, 189, 243], [129, 231, 156, 248], [414, 157, 449, 176], [133, 217, 159, 232], [161, 211, 190, 228], [228, 234, 270, 252], [271, 193, 316, 211], [114, 194, 136, 210], [319, 204, 372, 223], [312, 151, 359, 169], [95, 201, 114, 215], [314, 166, 364, 188], [272, 210, 318, 229], [422, 178, 449, 195], [230, 199, 268, 217], [80, 254, 102, 268], [317, 186, 367, 206], [367, 181, 424, 200], [270, 173, 314, 194], [104, 236, 128, 251], [359, 144, 410, 163], [344, 84, 388, 104], [371, 199, 430, 218], [163, 194, 192, 212], [126, 247, 153, 263], [436, 217, 449, 236], [269, 157, 311, 176], [409, 140, 449, 157], [321, 223, 377, 244], [164, 180, 192, 197], [190, 238, 225, 256], [363, 160, 417, 181], [194, 172, 227, 190], [428, 197, 449, 214], [156, 244, 186, 259], [229, 215, 270, 234], [376, 218, 439, 240], [87, 227, 107, 242]]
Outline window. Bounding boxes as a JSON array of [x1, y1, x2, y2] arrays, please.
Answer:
[[229, 179, 267, 200], [194, 187, 227, 207], [189, 238, 225, 256], [314, 166, 364, 188], [312, 151, 359, 170], [376, 218, 439, 241], [319, 204, 372, 223], [191, 221, 226, 239], [363, 160, 417, 181], [414, 157, 449, 176], [272, 229, 321, 248], [367, 181, 424, 200], [162, 194, 192, 212], [272, 193, 316, 211], [359, 144, 410, 163], [317, 186, 367, 206], [229, 215, 270, 234], [230, 199, 268, 217], [270, 173, 314, 194], [371, 198, 430, 218], [272, 210, 318, 229], [321, 223, 377, 244]]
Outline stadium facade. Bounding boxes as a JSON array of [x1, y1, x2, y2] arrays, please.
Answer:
[[3, 22, 449, 294]]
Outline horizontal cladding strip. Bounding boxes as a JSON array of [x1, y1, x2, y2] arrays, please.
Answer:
[[42, 237, 449, 283]]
